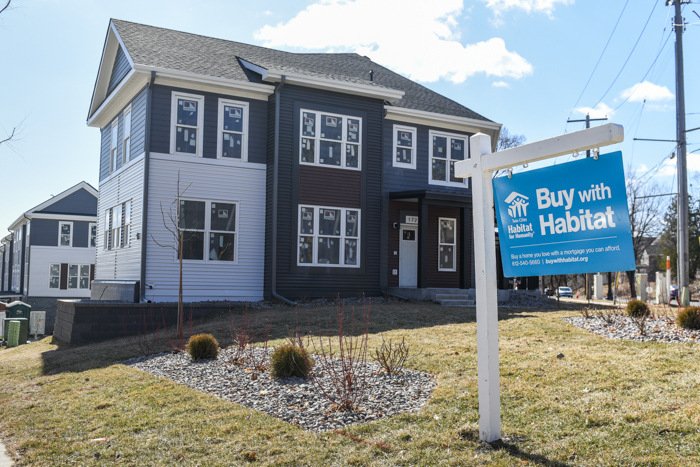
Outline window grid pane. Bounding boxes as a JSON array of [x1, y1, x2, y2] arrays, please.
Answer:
[[300, 110, 361, 170], [298, 206, 360, 267]]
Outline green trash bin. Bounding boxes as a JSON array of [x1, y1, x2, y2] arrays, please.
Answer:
[[6, 301, 31, 320], [7, 321, 20, 348], [3, 317, 28, 345]]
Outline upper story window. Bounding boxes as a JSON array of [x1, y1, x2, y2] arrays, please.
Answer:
[[217, 99, 249, 160], [59, 222, 72, 247], [298, 205, 360, 268], [438, 218, 456, 271], [170, 92, 204, 157], [123, 105, 132, 164], [179, 199, 237, 262], [429, 130, 468, 188], [300, 109, 361, 170], [110, 119, 119, 172], [392, 125, 417, 169], [89, 223, 97, 248], [104, 201, 132, 250]]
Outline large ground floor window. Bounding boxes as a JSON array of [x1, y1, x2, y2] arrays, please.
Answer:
[[298, 205, 360, 267], [49, 263, 91, 290], [179, 199, 238, 262]]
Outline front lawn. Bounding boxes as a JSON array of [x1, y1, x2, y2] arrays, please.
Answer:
[[0, 301, 698, 465]]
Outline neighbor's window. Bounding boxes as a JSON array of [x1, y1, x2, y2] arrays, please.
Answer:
[[438, 218, 456, 271], [68, 264, 79, 289], [217, 99, 249, 160], [179, 200, 237, 262], [298, 205, 360, 267], [89, 223, 97, 248], [170, 92, 204, 156], [110, 119, 119, 172], [429, 130, 468, 187], [392, 125, 416, 169], [123, 105, 132, 163], [79, 265, 90, 289], [299, 109, 361, 170], [49, 264, 60, 289], [104, 209, 111, 250], [59, 222, 72, 247]]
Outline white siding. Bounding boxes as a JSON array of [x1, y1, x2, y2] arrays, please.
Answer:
[[27, 246, 94, 298], [145, 153, 266, 302], [95, 155, 145, 281]]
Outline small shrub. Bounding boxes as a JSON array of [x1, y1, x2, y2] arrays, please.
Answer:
[[374, 335, 411, 375], [626, 299, 650, 318], [270, 343, 314, 379], [677, 307, 700, 330], [187, 334, 219, 360]]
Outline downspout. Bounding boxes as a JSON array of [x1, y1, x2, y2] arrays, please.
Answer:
[[139, 71, 156, 302], [271, 76, 295, 306], [23, 215, 31, 297], [19, 222, 27, 296]]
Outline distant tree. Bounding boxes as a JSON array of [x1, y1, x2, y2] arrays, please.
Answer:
[[656, 193, 700, 282], [497, 127, 526, 152]]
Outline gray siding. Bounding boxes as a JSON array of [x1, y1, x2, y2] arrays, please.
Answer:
[[149, 84, 268, 163], [30, 219, 93, 248], [99, 86, 148, 181], [107, 46, 131, 94], [38, 188, 97, 216], [270, 84, 383, 298]]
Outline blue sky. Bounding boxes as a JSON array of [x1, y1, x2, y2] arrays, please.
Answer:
[[0, 0, 698, 231]]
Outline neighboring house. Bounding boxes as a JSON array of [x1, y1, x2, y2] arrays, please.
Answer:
[[1, 182, 98, 331], [87, 19, 502, 303], [639, 236, 662, 278]]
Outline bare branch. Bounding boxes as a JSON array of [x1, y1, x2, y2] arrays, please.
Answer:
[[0, 126, 16, 146], [0, 1, 11, 15]]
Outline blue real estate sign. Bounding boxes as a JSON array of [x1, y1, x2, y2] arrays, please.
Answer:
[[493, 151, 635, 278]]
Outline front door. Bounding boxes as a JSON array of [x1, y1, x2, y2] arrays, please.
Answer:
[[399, 226, 418, 287]]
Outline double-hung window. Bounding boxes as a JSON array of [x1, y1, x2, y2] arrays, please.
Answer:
[[392, 125, 417, 169], [59, 222, 72, 247], [429, 130, 468, 187], [123, 105, 132, 164], [49, 264, 60, 289], [170, 92, 204, 156], [179, 200, 237, 262], [112, 205, 122, 249], [89, 223, 97, 248], [299, 110, 361, 170], [123, 201, 131, 247], [110, 119, 119, 172], [104, 209, 111, 250], [438, 218, 456, 271], [298, 205, 360, 267], [217, 99, 249, 160]]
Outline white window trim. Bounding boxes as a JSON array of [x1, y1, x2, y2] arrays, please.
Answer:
[[58, 221, 73, 247], [122, 105, 132, 165], [392, 124, 417, 170], [89, 222, 97, 248], [299, 109, 362, 171], [123, 201, 131, 248], [67, 264, 91, 290], [170, 91, 205, 157], [110, 119, 119, 173], [104, 208, 111, 250], [438, 217, 457, 272], [428, 130, 469, 188], [297, 204, 361, 268], [48, 263, 60, 289], [216, 98, 249, 161], [179, 199, 239, 264]]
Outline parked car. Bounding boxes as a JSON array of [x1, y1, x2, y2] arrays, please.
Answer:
[[557, 286, 573, 298], [670, 285, 679, 302]]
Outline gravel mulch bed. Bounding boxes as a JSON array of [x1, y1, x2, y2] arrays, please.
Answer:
[[124, 348, 436, 432], [564, 315, 700, 343]]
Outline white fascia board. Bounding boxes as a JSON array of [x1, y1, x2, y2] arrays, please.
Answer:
[[26, 214, 98, 222], [137, 65, 275, 97], [7, 215, 27, 233], [87, 69, 148, 128], [385, 106, 501, 133], [264, 70, 404, 101]]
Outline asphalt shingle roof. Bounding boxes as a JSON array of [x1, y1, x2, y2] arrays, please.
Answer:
[[112, 19, 493, 123]]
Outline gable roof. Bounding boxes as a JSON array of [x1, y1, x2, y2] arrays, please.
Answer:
[[90, 19, 497, 131], [7, 182, 98, 231]]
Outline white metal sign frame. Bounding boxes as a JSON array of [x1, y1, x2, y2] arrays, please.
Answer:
[[455, 123, 624, 442]]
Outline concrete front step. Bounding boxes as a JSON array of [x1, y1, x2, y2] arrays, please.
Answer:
[[438, 299, 475, 307]]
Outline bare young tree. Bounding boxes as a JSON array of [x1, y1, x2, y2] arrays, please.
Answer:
[[497, 127, 526, 152]]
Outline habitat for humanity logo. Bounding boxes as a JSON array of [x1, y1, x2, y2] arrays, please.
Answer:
[[503, 191, 534, 239], [504, 192, 529, 218]]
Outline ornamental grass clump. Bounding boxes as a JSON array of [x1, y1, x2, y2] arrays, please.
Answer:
[[187, 334, 219, 360], [626, 299, 650, 318], [270, 343, 314, 379], [677, 306, 700, 330]]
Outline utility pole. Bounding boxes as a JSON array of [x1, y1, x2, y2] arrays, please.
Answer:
[[671, 0, 690, 306], [567, 113, 609, 301]]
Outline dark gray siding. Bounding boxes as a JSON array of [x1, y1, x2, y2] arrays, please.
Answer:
[[382, 121, 473, 196], [108, 46, 131, 94], [38, 188, 97, 216], [149, 84, 268, 163], [272, 84, 383, 298], [99, 86, 148, 181], [30, 219, 93, 248]]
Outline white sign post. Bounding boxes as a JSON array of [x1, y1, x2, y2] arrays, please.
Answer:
[[456, 123, 624, 442]]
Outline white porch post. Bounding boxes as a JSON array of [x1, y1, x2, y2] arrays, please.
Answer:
[[469, 133, 501, 442]]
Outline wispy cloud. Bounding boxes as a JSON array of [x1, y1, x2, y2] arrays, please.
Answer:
[[573, 102, 613, 119], [482, 0, 573, 24], [255, 0, 533, 84], [492, 80, 510, 88], [620, 81, 674, 103]]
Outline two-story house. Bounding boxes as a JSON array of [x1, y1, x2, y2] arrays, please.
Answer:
[[87, 20, 501, 303], [1, 182, 98, 331]]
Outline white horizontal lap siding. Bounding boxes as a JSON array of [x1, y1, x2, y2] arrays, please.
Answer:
[[146, 155, 266, 302], [95, 157, 144, 281], [28, 246, 95, 297]]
